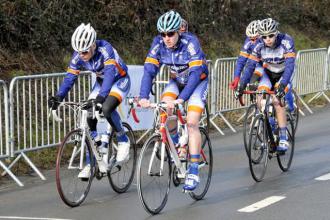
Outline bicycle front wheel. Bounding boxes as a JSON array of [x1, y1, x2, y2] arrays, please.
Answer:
[[277, 113, 295, 171], [108, 122, 137, 193], [56, 129, 94, 207], [243, 103, 258, 157], [248, 114, 268, 182], [137, 134, 171, 215], [189, 127, 213, 200]]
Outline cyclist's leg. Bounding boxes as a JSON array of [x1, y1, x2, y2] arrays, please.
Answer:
[[256, 67, 271, 108], [183, 78, 208, 191], [161, 80, 179, 145], [103, 76, 131, 162], [274, 81, 291, 151]]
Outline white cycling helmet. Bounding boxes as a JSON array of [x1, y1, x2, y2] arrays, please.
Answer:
[[246, 20, 260, 38], [71, 23, 96, 52], [157, 10, 182, 33], [258, 18, 279, 36]]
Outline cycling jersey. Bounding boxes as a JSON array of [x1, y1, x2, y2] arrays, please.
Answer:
[[233, 37, 259, 78], [139, 32, 209, 101], [57, 40, 128, 99], [240, 33, 296, 87]]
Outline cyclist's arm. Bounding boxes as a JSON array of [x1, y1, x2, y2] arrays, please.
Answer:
[[98, 44, 118, 98], [233, 38, 252, 78], [56, 53, 81, 100], [240, 44, 261, 88], [178, 40, 204, 101], [139, 37, 161, 99], [280, 36, 296, 86]]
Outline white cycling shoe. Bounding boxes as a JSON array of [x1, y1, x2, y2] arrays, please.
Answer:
[[78, 164, 91, 179], [277, 140, 289, 152], [116, 140, 130, 163]]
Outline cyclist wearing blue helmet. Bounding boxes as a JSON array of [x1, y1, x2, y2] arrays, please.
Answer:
[[139, 10, 209, 191]]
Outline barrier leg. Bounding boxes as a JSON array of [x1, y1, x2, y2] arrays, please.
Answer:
[[297, 94, 313, 114], [218, 112, 237, 133], [136, 129, 152, 144], [308, 92, 322, 103], [0, 159, 24, 187], [21, 152, 46, 181], [210, 114, 225, 135], [321, 91, 330, 103], [1, 154, 22, 176]]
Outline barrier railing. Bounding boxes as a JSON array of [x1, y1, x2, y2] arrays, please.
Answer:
[[0, 80, 21, 186], [2, 72, 92, 186], [293, 48, 330, 113], [327, 46, 330, 90]]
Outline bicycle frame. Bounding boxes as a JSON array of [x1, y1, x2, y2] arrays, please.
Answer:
[[52, 102, 108, 171]]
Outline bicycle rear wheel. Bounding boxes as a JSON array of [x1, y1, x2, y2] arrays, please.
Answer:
[[189, 127, 213, 200], [248, 114, 268, 182], [277, 113, 295, 171], [243, 103, 258, 157], [56, 129, 94, 207], [137, 134, 171, 215], [108, 122, 137, 193]]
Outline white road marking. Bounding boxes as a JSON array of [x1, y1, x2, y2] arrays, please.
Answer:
[[315, 173, 330, 181], [0, 217, 73, 220], [238, 196, 286, 213]]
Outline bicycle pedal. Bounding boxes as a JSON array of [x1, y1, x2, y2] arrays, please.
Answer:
[[182, 189, 191, 193]]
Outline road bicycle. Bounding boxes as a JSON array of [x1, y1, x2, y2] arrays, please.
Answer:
[[52, 100, 137, 207], [239, 91, 295, 182], [129, 99, 213, 214]]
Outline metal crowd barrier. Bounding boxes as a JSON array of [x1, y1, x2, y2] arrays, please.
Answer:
[[293, 48, 330, 113], [0, 80, 20, 185], [2, 72, 92, 186], [327, 46, 330, 90]]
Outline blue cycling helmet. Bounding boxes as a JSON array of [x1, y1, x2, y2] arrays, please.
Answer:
[[157, 10, 182, 33]]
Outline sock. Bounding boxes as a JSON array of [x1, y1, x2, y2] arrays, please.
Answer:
[[189, 154, 200, 175], [116, 130, 128, 142], [285, 90, 294, 112], [279, 127, 287, 141]]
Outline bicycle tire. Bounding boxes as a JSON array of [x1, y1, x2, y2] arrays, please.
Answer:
[[248, 114, 268, 182], [243, 103, 258, 157], [108, 122, 137, 193], [56, 129, 94, 207], [292, 89, 300, 134], [189, 127, 213, 200], [137, 134, 171, 215], [277, 113, 295, 171]]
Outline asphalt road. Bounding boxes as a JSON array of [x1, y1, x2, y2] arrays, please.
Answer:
[[1, 106, 330, 220]]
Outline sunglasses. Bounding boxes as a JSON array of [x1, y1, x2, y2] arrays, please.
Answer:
[[262, 34, 275, 39], [160, 32, 176, 38]]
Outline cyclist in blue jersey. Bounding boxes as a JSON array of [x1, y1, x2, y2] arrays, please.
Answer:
[[238, 18, 296, 152], [48, 23, 131, 178], [230, 20, 260, 90], [139, 10, 209, 191]]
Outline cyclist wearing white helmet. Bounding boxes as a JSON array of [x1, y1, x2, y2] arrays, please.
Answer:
[[238, 18, 296, 152], [139, 10, 209, 191], [49, 23, 131, 178], [230, 20, 260, 90]]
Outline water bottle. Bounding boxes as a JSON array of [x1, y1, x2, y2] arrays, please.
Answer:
[[179, 125, 188, 148]]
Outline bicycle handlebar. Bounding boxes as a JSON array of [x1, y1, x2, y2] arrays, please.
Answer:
[[238, 90, 283, 107], [128, 98, 185, 124]]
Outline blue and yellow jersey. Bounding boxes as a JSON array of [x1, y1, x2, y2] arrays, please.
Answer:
[[241, 33, 296, 86], [140, 32, 208, 101], [57, 40, 128, 99]]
